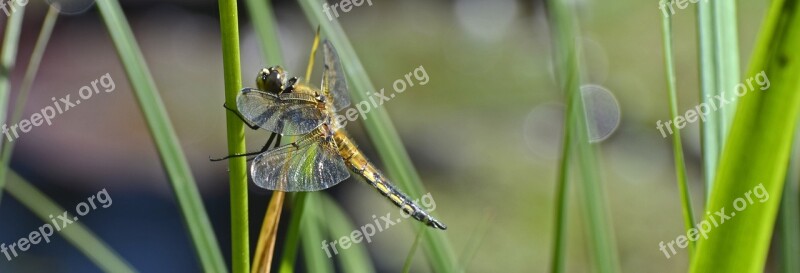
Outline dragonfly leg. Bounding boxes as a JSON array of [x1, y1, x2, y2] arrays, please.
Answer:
[[242, 134, 282, 162], [223, 102, 261, 130], [282, 77, 298, 94], [210, 132, 278, 161]]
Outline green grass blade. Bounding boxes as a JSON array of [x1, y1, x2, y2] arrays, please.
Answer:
[[698, 0, 740, 197], [296, 1, 457, 271], [572, 116, 619, 273], [0, 10, 136, 272], [0, 6, 58, 200], [689, 0, 800, 271], [244, 0, 284, 66], [319, 194, 375, 273], [217, 0, 250, 272], [545, 0, 620, 272], [457, 211, 492, 273], [301, 193, 334, 273], [696, 0, 719, 197], [96, 1, 227, 272], [0, 2, 25, 203], [0, 6, 24, 75], [780, 126, 800, 273], [711, 0, 740, 134], [401, 226, 425, 273], [5, 171, 137, 273], [659, 0, 697, 256], [278, 192, 308, 273], [781, 149, 800, 273], [548, 23, 574, 273]]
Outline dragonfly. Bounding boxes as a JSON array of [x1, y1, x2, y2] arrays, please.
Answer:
[[219, 40, 446, 230]]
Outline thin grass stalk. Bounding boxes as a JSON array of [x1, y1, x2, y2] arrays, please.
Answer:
[[0, 3, 25, 203], [545, 0, 620, 271], [296, 1, 457, 271], [278, 192, 308, 273], [779, 125, 800, 273], [251, 191, 284, 273], [96, 1, 227, 272], [548, 30, 574, 273], [0, 6, 58, 195], [401, 226, 425, 273], [571, 101, 620, 273], [0, 9, 134, 271], [301, 193, 334, 273], [696, 0, 720, 197], [0, 3, 24, 136], [244, 0, 285, 66], [690, 0, 800, 271], [6, 171, 137, 273], [217, 0, 250, 272], [659, 0, 697, 256], [319, 194, 375, 273], [711, 0, 739, 135], [699, 0, 740, 198], [457, 211, 492, 273]]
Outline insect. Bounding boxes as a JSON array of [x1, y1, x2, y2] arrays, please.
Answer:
[[216, 39, 446, 230]]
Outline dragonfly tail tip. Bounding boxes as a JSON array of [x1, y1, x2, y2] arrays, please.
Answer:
[[430, 220, 447, 230]]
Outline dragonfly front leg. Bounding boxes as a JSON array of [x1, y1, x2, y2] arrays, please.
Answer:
[[210, 132, 281, 161], [223, 96, 260, 130]]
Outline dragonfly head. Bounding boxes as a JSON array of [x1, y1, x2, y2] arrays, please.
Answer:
[[256, 66, 287, 94]]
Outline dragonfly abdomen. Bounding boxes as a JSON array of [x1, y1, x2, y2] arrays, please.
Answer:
[[355, 159, 447, 230], [334, 132, 446, 230]]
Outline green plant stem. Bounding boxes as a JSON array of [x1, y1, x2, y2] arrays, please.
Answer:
[[457, 211, 492, 273], [696, 0, 718, 197], [402, 226, 425, 273], [301, 193, 334, 273], [279, 192, 308, 273], [296, 1, 457, 271], [0, 8, 137, 273], [659, 0, 696, 256], [96, 1, 227, 272], [572, 105, 619, 273], [548, 36, 574, 273], [711, 0, 739, 135], [6, 171, 137, 273], [781, 139, 800, 273], [690, 0, 800, 271], [698, 0, 740, 198], [0, 5, 58, 198], [545, 0, 620, 272], [217, 0, 249, 272], [244, 0, 284, 66], [0, 2, 25, 204], [320, 194, 374, 273], [0, 4, 24, 129]]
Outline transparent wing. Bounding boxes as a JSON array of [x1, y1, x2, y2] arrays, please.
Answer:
[[321, 40, 351, 111], [250, 130, 350, 192], [236, 88, 325, 135]]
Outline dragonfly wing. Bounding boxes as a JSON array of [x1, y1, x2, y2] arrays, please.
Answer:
[[236, 88, 325, 135], [250, 131, 350, 192], [321, 40, 352, 111]]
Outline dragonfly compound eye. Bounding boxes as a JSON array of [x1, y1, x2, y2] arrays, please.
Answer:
[[257, 66, 287, 94]]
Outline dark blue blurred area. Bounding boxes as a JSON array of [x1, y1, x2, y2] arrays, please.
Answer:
[[0, 169, 295, 272], [0, 178, 208, 272]]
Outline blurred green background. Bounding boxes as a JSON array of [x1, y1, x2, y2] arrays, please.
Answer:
[[0, 0, 775, 272]]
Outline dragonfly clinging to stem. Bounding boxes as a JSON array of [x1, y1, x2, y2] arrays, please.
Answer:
[[214, 36, 446, 230]]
